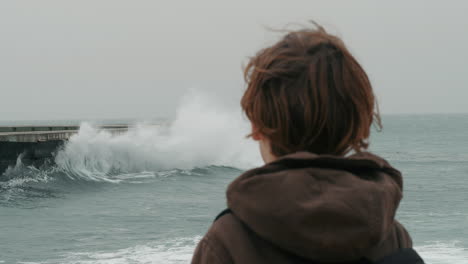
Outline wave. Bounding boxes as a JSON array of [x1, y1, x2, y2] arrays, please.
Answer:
[[54, 91, 261, 182], [1, 91, 258, 205], [25, 236, 201, 264], [22, 239, 468, 264], [0, 159, 67, 207], [416, 241, 468, 264], [2, 91, 260, 186]]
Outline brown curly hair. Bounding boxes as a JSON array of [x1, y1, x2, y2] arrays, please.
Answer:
[[241, 23, 381, 156]]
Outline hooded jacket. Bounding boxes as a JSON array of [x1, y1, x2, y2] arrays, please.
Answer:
[[191, 151, 413, 264]]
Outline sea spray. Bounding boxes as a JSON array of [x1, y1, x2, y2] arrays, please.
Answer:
[[54, 91, 262, 180]]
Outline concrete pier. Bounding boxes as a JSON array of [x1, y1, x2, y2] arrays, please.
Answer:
[[0, 125, 129, 175], [0, 125, 128, 142]]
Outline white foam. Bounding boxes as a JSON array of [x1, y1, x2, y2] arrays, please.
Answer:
[[416, 241, 468, 264], [54, 90, 262, 181], [35, 236, 201, 264], [26, 239, 468, 264], [0, 156, 53, 190]]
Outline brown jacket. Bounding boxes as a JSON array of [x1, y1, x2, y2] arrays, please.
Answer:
[[192, 151, 413, 264]]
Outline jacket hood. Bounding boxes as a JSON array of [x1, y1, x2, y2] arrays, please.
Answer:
[[226, 151, 403, 262]]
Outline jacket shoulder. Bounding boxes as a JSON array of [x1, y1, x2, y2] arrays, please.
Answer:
[[191, 234, 232, 264], [366, 220, 414, 262], [192, 212, 275, 264], [394, 220, 413, 248], [191, 214, 240, 264]]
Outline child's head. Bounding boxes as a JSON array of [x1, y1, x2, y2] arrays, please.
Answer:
[[241, 23, 381, 160]]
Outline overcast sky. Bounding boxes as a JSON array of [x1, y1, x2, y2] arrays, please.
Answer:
[[0, 0, 467, 121]]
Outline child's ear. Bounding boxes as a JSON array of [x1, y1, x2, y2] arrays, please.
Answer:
[[251, 131, 262, 141], [250, 122, 263, 141]]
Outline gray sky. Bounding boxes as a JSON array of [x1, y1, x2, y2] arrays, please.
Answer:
[[1, 0, 467, 120]]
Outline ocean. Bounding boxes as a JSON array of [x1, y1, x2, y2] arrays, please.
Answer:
[[1, 110, 467, 263]]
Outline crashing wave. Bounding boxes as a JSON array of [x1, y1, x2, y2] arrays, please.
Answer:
[[54, 91, 260, 181]]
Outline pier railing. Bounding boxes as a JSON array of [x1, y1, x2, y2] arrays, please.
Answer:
[[0, 125, 129, 142]]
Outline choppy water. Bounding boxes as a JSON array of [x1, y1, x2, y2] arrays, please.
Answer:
[[1, 111, 467, 263]]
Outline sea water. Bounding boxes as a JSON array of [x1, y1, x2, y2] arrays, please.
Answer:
[[1, 97, 467, 263]]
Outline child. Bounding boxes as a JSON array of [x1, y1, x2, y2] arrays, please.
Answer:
[[192, 23, 423, 264]]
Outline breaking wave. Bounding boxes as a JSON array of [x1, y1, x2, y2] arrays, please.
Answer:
[[0, 91, 260, 206], [2, 91, 260, 185], [54, 91, 260, 182]]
